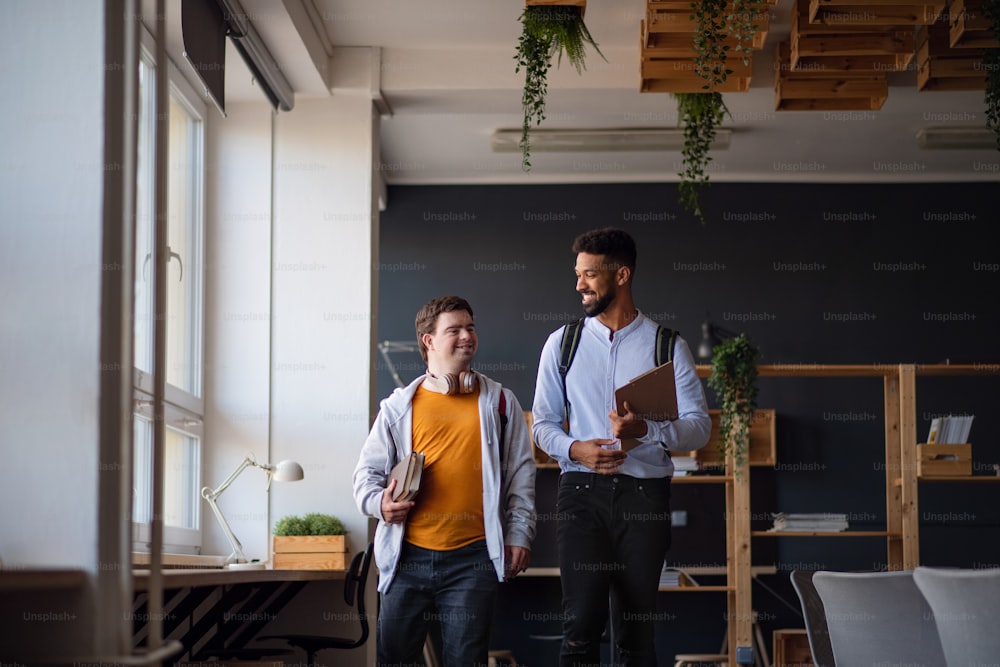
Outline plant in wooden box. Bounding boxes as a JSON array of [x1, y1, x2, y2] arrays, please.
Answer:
[[984, 0, 1000, 149], [706, 333, 760, 475], [272, 512, 349, 571], [515, 0, 604, 171], [674, 92, 729, 224]]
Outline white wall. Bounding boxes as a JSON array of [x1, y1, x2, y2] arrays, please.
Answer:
[[0, 0, 106, 659]]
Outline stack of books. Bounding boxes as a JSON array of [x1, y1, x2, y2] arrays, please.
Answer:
[[927, 415, 975, 444], [659, 566, 698, 588], [672, 456, 699, 477], [769, 512, 849, 532]]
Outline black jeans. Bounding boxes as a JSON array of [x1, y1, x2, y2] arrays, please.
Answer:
[[556, 472, 672, 667]]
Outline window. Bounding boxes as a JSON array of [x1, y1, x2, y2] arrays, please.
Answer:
[[132, 39, 206, 554]]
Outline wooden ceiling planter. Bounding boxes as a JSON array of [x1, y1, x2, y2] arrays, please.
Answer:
[[639, 0, 771, 93], [947, 0, 1000, 47], [807, 0, 946, 26], [775, 42, 890, 108], [790, 0, 916, 70], [916, 21, 987, 90]]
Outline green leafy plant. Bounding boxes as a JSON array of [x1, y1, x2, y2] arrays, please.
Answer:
[[691, 0, 731, 88], [674, 92, 729, 223], [515, 4, 604, 170], [984, 0, 1000, 150], [706, 334, 760, 474], [273, 512, 347, 537], [727, 0, 768, 67]]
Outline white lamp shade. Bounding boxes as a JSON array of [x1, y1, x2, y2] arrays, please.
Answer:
[[271, 459, 304, 482]]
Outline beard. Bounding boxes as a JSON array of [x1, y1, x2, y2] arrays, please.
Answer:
[[582, 290, 614, 317]]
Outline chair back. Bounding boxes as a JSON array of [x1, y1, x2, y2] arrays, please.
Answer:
[[342, 542, 374, 648], [789, 570, 835, 667], [913, 565, 1000, 666], [812, 570, 945, 666]]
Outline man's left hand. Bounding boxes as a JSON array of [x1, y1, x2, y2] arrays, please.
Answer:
[[609, 401, 648, 440], [505, 546, 531, 580]]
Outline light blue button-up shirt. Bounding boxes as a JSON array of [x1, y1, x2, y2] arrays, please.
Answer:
[[532, 313, 711, 478]]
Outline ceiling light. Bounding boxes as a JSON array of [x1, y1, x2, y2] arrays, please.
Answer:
[[916, 126, 996, 150], [491, 128, 732, 153]]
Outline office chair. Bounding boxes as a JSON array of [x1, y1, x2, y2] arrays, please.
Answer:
[[812, 570, 945, 666], [258, 541, 374, 662], [913, 565, 1000, 666], [789, 570, 835, 667]]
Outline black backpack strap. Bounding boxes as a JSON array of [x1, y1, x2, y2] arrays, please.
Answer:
[[655, 326, 678, 366], [498, 390, 508, 463], [558, 319, 584, 423]]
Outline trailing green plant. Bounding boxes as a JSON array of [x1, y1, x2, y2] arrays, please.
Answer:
[[674, 92, 729, 223], [273, 512, 347, 537], [727, 0, 768, 67], [691, 0, 731, 88], [515, 5, 604, 170], [983, 0, 1000, 150], [705, 334, 760, 474]]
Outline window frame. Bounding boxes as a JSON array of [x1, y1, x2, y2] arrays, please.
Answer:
[[132, 27, 207, 555]]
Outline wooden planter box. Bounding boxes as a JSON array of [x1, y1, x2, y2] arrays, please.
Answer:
[[917, 443, 972, 476], [273, 535, 348, 571]]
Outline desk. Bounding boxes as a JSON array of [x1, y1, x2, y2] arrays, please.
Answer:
[[131, 568, 346, 662]]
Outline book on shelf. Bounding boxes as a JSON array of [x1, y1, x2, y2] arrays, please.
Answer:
[[671, 455, 699, 477], [659, 566, 698, 588], [769, 512, 849, 532], [925, 414, 974, 444]]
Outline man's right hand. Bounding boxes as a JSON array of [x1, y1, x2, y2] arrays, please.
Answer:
[[569, 439, 627, 475], [381, 479, 416, 524]]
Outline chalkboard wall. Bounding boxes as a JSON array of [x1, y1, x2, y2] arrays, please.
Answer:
[[375, 182, 999, 662]]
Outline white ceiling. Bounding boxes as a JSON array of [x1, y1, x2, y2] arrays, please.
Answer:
[[231, 0, 998, 185]]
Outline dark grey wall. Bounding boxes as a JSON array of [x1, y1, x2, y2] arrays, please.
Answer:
[[376, 182, 1000, 662]]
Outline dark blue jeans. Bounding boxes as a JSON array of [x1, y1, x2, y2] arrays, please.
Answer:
[[377, 539, 498, 667], [557, 472, 672, 667]]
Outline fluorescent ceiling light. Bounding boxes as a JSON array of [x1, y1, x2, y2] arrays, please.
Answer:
[[916, 126, 995, 150], [491, 128, 732, 153]]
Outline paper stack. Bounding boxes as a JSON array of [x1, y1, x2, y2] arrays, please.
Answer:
[[659, 566, 698, 588], [672, 456, 699, 477], [769, 512, 849, 532], [926, 415, 975, 444]]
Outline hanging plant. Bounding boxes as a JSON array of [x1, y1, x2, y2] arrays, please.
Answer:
[[727, 0, 768, 67], [675, 92, 729, 224], [514, 3, 604, 170], [983, 0, 1000, 150], [706, 334, 760, 475], [691, 0, 731, 88]]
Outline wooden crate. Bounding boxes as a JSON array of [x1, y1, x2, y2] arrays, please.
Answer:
[[791, 0, 915, 71], [917, 443, 972, 476], [273, 535, 347, 570], [776, 42, 889, 109], [949, 0, 1000, 48], [916, 23, 986, 90], [808, 0, 945, 25], [773, 628, 815, 666], [671, 408, 776, 470]]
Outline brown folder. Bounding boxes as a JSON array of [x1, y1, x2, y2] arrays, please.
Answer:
[[614, 361, 678, 452], [389, 452, 425, 502]]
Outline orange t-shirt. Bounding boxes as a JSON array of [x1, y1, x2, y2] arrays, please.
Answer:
[[404, 385, 486, 550]]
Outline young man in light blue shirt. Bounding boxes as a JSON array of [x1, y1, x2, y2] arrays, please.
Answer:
[[532, 227, 711, 667]]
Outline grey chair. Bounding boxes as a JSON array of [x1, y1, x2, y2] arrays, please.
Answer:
[[789, 570, 835, 667], [913, 565, 1000, 666], [812, 570, 946, 666]]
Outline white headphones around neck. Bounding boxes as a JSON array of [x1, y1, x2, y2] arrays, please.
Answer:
[[423, 371, 477, 395]]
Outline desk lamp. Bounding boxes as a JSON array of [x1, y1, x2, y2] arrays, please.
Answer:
[[698, 318, 739, 360], [202, 454, 304, 570]]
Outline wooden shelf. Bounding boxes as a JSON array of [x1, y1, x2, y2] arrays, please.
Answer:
[[918, 475, 1000, 482], [659, 585, 733, 592], [673, 475, 734, 484], [0, 568, 87, 592], [752, 530, 901, 537], [696, 363, 898, 378]]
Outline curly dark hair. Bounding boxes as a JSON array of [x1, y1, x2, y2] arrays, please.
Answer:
[[414, 295, 474, 363], [571, 227, 637, 275]]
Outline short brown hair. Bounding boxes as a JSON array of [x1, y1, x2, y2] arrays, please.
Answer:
[[414, 296, 474, 363]]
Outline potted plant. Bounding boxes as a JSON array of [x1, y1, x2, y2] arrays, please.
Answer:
[[272, 512, 349, 570], [515, 1, 604, 170], [705, 333, 760, 475], [984, 0, 1000, 149], [674, 92, 729, 224]]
